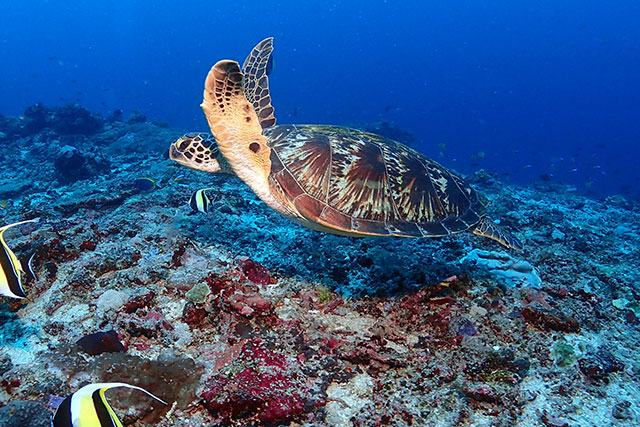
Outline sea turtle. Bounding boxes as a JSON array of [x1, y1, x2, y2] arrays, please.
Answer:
[[169, 38, 522, 250]]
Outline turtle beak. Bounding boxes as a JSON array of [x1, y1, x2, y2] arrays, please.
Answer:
[[169, 142, 186, 163]]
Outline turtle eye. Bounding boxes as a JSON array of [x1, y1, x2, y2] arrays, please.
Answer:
[[249, 142, 261, 153]]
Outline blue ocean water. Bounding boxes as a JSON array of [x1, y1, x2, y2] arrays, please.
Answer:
[[1, 0, 639, 200]]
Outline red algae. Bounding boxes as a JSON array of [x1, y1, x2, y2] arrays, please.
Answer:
[[201, 339, 309, 424], [238, 257, 271, 286]]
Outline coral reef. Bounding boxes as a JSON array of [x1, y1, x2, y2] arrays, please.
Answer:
[[460, 249, 542, 288], [0, 104, 639, 426]]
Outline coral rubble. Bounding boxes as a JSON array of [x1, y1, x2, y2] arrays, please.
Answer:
[[0, 105, 639, 426]]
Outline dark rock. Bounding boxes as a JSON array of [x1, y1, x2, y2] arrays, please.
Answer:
[[106, 109, 124, 122], [0, 114, 21, 137], [522, 305, 580, 332], [21, 103, 49, 135], [76, 330, 125, 355], [182, 302, 207, 327], [53, 145, 110, 183], [624, 309, 638, 325], [577, 349, 623, 383], [127, 110, 146, 123], [572, 239, 591, 253], [50, 104, 103, 135], [541, 411, 570, 427], [0, 401, 51, 427], [0, 181, 31, 199], [464, 384, 501, 404], [53, 145, 91, 182], [510, 358, 532, 378], [470, 348, 531, 382], [612, 401, 633, 420], [15, 103, 102, 137], [0, 356, 12, 376]]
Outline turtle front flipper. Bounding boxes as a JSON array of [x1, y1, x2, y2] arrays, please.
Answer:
[[169, 133, 228, 173], [201, 60, 289, 214], [472, 217, 523, 250], [242, 37, 276, 128]]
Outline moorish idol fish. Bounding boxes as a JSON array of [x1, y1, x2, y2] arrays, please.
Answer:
[[52, 382, 166, 427], [0, 219, 38, 299], [189, 188, 213, 214]]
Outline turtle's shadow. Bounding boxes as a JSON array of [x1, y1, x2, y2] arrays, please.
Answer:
[[189, 192, 469, 298]]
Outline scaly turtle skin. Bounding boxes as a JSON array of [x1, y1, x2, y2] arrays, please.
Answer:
[[169, 38, 522, 250]]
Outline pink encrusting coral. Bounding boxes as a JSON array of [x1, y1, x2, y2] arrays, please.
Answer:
[[201, 338, 310, 424]]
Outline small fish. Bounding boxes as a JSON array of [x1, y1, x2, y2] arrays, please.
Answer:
[[189, 189, 212, 213], [438, 143, 447, 151], [51, 382, 166, 427], [134, 177, 156, 191], [173, 174, 185, 182], [0, 200, 8, 209], [1, 219, 38, 299]]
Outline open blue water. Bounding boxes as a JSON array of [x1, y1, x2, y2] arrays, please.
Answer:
[[1, 0, 639, 200]]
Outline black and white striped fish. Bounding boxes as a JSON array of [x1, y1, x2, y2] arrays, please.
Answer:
[[0, 219, 38, 299], [189, 188, 213, 213], [51, 382, 166, 427]]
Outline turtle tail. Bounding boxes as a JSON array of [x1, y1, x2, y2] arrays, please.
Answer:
[[472, 217, 523, 250]]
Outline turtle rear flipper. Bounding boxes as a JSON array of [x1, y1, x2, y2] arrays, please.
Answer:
[[472, 217, 523, 250], [169, 133, 226, 173]]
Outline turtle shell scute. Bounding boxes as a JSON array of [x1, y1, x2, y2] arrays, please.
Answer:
[[266, 125, 485, 236]]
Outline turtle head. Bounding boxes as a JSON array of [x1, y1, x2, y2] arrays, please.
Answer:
[[169, 133, 231, 173]]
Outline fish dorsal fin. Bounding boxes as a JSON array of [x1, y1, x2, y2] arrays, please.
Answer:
[[241, 37, 276, 129]]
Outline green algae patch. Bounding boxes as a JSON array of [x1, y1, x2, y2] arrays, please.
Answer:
[[185, 282, 211, 304], [552, 337, 576, 367]]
